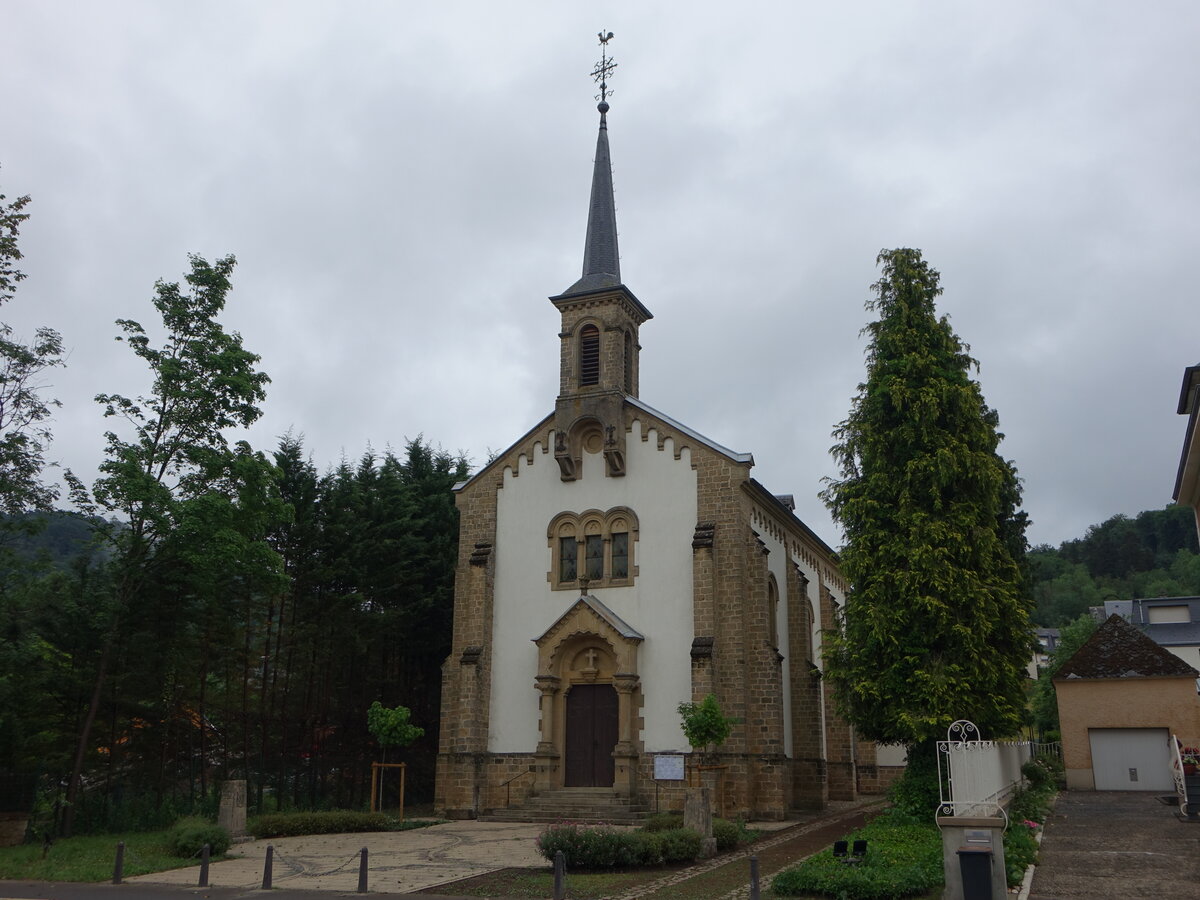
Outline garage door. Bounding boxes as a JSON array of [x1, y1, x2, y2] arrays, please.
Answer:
[[1088, 728, 1172, 790]]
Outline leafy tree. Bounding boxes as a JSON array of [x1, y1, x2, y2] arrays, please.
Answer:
[[677, 694, 733, 756], [366, 701, 424, 759], [1031, 613, 1098, 735], [0, 173, 64, 516], [820, 249, 1032, 753], [61, 254, 276, 835]]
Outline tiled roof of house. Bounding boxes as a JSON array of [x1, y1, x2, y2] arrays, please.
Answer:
[[1055, 614, 1198, 680]]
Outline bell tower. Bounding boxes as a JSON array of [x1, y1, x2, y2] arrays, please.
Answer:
[[550, 32, 652, 482]]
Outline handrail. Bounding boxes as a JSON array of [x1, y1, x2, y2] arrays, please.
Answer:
[[1170, 734, 1187, 815], [501, 767, 535, 808]]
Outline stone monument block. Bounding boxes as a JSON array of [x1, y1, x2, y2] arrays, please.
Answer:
[[684, 786, 717, 858], [218, 779, 247, 837]]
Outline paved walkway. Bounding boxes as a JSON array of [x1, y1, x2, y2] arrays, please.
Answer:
[[0, 800, 876, 898], [1028, 791, 1200, 899], [126, 820, 549, 895]]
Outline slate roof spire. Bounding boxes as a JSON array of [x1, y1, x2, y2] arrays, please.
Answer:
[[562, 32, 622, 296]]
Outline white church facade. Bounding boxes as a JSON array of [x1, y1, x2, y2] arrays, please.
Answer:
[[435, 83, 886, 821]]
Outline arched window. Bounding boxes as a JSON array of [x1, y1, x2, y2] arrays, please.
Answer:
[[548, 507, 639, 589], [579, 325, 600, 386], [767, 573, 780, 650]]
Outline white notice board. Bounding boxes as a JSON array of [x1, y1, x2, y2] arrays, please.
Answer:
[[653, 754, 685, 781]]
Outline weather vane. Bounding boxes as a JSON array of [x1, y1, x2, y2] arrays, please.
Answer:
[[591, 30, 617, 104]]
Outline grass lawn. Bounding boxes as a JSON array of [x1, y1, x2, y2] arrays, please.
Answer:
[[428, 866, 676, 899], [0, 830, 211, 882]]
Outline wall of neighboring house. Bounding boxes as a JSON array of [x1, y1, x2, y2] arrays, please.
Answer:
[[1055, 676, 1200, 789], [1134, 598, 1200, 671]]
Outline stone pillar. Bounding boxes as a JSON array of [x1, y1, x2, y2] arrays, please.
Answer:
[[936, 815, 1007, 900], [217, 780, 247, 838], [535, 676, 561, 752], [788, 567, 827, 809], [612, 673, 640, 798], [684, 786, 717, 858], [534, 676, 562, 792]]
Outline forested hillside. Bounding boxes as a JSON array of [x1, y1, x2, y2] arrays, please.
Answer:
[[1030, 505, 1200, 625]]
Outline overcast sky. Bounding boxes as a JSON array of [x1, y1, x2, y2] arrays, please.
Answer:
[[5, 1, 1197, 549]]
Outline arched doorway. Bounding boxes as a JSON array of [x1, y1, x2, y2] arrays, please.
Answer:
[[565, 683, 618, 786]]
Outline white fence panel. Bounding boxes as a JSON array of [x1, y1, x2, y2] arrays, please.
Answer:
[[937, 719, 1037, 818]]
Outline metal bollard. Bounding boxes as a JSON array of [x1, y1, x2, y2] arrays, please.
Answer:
[[357, 846, 369, 893], [749, 853, 760, 900], [262, 844, 274, 890], [112, 841, 125, 885], [199, 843, 210, 887], [553, 849, 566, 900]]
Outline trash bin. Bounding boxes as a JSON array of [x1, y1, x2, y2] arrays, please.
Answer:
[[956, 845, 993, 900]]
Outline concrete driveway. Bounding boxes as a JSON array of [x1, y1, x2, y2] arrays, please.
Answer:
[[1028, 791, 1200, 899], [126, 820, 549, 895]]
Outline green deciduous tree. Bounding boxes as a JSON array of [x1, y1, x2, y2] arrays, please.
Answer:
[[677, 694, 733, 756], [366, 701, 424, 758], [820, 248, 1033, 752], [0, 172, 64, 516], [1031, 613, 1098, 736], [61, 254, 278, 835]]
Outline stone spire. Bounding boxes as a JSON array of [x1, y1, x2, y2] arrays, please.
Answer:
[[562, 32, 621, 296], [549, 33, 651, 482]]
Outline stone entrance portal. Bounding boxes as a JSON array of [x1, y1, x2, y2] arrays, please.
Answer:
[[534, 594, 643, 796], [565, 683, 619, 786]]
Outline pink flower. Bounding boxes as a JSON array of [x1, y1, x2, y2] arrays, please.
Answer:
[[1022, 820, 1040, 829]]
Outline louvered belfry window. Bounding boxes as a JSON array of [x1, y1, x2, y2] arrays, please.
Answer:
[[580, 325, 600, 386]]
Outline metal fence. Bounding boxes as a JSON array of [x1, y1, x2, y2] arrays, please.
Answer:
[[936, 719, 1057, 819]]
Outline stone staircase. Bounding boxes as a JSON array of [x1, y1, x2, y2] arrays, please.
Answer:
[[480, 787, 650, 824]]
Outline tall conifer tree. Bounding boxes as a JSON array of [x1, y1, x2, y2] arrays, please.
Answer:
[[821, 248, 1032, 752]]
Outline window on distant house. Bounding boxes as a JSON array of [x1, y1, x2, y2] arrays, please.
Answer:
[[1147, 604, 1191, 624]]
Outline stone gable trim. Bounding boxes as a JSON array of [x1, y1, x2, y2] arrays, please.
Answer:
[[627, 396, 753, 465], [453, 413, 555, 494]]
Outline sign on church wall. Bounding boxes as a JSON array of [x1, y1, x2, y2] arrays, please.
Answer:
[[654, 754, 685, 781]]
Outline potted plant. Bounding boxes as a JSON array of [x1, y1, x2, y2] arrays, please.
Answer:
[[1181, 747, 1200, 776]]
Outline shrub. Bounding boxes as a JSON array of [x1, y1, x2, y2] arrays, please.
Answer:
[[887, 748, 941, 818], [1003, 820, 1040, 886], [643, 812, 683, 832], [167, 817, 231, 858], [657, 827, 702, 862], [536, 822, 701, 868], [1022, 754, 1063, 790], [712, 818, 745, 852], [248, 810, 391, 838]]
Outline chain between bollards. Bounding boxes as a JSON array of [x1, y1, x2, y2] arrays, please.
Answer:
[[262, 843, 274, 890], [553, 849, 566, 900], [199, 842, 210, 887], [749, 852, 760, 900], [112, 841, 124, 885], [357, 846, 369, 893]]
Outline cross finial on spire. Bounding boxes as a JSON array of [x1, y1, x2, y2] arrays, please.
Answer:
[[591, 30, 617, 107]]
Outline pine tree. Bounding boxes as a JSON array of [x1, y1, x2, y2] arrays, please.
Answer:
[[821, 249, 1032, 751]]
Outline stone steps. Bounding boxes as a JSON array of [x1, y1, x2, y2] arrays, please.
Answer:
[[480, 787, 651, 824]]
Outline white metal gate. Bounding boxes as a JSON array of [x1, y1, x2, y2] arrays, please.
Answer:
[[1088, 728, 1172, 790]]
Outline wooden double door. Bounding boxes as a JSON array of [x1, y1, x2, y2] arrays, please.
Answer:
[[564, 683, 618, 787]]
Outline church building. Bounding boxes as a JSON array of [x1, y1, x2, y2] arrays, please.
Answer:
[[435, 55, 881, 821]]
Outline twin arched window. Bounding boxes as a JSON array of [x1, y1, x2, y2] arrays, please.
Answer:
[[549, 507, 639, 589]]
